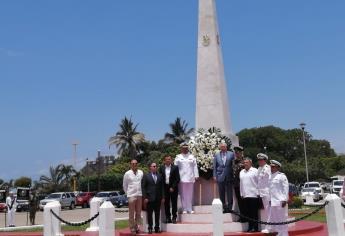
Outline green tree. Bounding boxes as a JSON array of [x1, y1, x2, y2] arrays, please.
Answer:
[[164, 117, 194, 144], [14, 177, 32, 187], [59, 164, 76, 188], [237, 125, 337, 183], [108, 116, 145, 159], [39, 165, 67, 193]]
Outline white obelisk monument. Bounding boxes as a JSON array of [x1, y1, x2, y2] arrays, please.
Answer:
[[196, 0, 238, 146]]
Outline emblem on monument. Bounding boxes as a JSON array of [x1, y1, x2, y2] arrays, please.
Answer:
[[202, 35, 210, 46]]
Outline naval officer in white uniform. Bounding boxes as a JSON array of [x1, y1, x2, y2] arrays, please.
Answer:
[[6, 191, 17, 227], [257, 153, 271, 232], [264, 160, 289, 236], [174, 142, 199, 214]]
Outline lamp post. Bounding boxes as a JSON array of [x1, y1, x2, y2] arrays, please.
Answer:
[[86, 158, 90, 192], [72, 141, 79, 192], [300, 122, 309, 183]]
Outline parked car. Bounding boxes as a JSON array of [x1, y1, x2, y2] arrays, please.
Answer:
[[288, 183, 299, 204], [39, 192, 76, 211], [331, 180, 344, 195], [303, 182, 324, 199], [300, 188, 322, 202], [15, 187, 30, 212], [76, 192, 96, 208], [321, 182, 332, 192], [111, 194, 128, 208], [0, 190, 6, 212], [94, 191, 121, 205]]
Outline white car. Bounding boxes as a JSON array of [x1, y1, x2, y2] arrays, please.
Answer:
[[94, 191, 120, 205], [300, 188, 322, 202], [303, 182, 324, 199], [39, 192, 76, 211], [331, 180, 344, 195]]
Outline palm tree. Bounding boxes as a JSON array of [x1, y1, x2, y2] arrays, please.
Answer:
[[164, 117, 194, 144], [59, 164, 76, 189], [108, 116, 145, 159], [39, 165, 65, 193]]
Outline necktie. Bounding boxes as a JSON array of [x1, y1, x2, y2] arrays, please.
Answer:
[[222, 152, 226, 165], [153, 174, 157, 183]]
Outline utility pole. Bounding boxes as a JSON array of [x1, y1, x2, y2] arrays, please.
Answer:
[[72, 141, 79, 192], [299, 123, 309, 183], [97, 150, 101, 192]]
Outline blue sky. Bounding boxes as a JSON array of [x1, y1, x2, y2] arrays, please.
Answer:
[[1, 0, 344, 181]]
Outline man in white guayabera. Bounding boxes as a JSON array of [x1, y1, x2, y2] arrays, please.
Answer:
[[174, 142, 199, 214], [123, 159, 144, 236], [240, 158, 259, 232]]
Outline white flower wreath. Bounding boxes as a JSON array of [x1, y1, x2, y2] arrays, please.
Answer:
[[188, 127, 232, 177]]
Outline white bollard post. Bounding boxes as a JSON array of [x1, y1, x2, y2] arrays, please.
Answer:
[[43, 201, 64, 236], [325, 194, 345, 236], [142, 210, 148, 233], [212, 198, 223, 236], [86, 197, 101, 232], [99, 201, 115, 236], [160, 202, 166, 232]]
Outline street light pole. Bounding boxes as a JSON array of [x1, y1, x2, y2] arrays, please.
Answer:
[[86, 158, 90, 192], [72, 141, 79, 192], [300, 122, 309, 183]]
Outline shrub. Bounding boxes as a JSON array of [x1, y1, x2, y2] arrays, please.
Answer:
[[289, 196, 303, 209]]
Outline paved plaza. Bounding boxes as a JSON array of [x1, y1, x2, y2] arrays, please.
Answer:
[[0, 207, 128, 228]]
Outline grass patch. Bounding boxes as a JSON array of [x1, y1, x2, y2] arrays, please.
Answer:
[[115, 220, 129, 229], [289, 212, 326, 223]]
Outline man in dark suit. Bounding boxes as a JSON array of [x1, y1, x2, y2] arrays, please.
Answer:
[[142, 162, 165, 234], [159, 155, 180, 224], [213, 142, 234, 213]]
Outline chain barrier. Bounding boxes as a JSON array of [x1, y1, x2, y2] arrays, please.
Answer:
[[341, 202, 345, 208], [229, 201, 328, 225], [50, 209, 99, 227]]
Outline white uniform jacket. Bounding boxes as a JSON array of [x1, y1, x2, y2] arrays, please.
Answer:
[[6, 196, 17, 212], [269, 171, 289, 207], [174, 153, 199, 183], [123, 169, 144, 198], [258, 164, 271, 197]]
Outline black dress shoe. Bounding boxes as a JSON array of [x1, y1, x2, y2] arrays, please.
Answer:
[[155, 228, 161, 233], [148, 229, 153, 234], [172, 218, 177, 224], [166, 218, 172, 223]]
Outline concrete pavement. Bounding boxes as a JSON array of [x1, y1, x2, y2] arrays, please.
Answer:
[[0, 207, 129, 228]]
